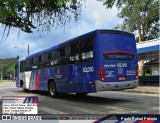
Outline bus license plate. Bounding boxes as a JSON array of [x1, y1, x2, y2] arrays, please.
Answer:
[[119, 77, 126, 80]]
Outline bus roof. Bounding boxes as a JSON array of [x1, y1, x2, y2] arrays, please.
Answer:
[[25, 29, 134, 60], [16, 56, 26, 63]]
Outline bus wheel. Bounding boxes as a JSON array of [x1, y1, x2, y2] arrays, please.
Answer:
[[76, 93, 88, 97], [49, 82, 58, 98], [22, 81, 29, 92]]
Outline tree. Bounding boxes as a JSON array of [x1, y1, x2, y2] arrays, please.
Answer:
[[0, 57, 17, 79], [98, 0, 159, 76], [0, 0, 82, 38], [6, 64, 15, 74], [98, 0, 159, 42]]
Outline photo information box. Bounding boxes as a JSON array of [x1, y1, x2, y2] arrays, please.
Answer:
[[2, 96, 38, 114]]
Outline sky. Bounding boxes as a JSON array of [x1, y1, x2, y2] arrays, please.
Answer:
[[0, 0, 122, 59]]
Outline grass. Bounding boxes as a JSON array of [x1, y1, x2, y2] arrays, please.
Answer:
[[0, 80, 11, 82]]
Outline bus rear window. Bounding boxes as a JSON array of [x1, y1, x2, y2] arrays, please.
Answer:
[[103, 51, 135, 60]]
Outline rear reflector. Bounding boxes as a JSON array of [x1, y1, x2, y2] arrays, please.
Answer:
[[99, 67, 106, 82]]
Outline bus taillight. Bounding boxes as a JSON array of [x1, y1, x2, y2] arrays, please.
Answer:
[[99, 67, 106, 82], [136, 66, 138, 79]]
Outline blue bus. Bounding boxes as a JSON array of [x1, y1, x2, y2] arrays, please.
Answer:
[[15, 30, 139, 97]]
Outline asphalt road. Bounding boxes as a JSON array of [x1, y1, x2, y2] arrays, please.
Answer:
[[0, 82, 159, 114]]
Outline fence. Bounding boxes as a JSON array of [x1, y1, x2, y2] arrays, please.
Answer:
[[139, 76, 159, 86]]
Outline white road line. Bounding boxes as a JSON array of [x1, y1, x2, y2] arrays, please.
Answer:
[[39, 107, 67, 114]]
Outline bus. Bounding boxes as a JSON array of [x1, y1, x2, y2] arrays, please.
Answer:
[[15, 30, 139, 97]]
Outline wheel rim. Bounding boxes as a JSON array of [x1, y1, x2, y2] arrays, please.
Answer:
[[22, 82, 25, 90], [50, 83, 55, 96]]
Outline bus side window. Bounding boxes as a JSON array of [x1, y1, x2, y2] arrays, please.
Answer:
[[26, 59, 31, 71], [39, 53, 48, 68], [62, 46, 71, 65], [32, 57, 39, 69], [20, 61, 26, 72], [80, 38, 94, 62], [46, 53, 50, 66], [41, 53, 48, 63], [51, 50, 59, 66], [70, 42, 80, 64]]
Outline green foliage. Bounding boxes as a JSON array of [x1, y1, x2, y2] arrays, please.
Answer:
[[6, 64, 15, 74], [0, 57, 17, 77], [0, 80, 10, 82], [0, 0, 82, 34], [145, 73, 151, 76], [97, 0, 126, 9], [98, 0, 159, 41]]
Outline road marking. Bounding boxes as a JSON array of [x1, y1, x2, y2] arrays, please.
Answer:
[[61, 104, 105, 114], [106, 106, 127, 114], [39, 107, 67, 114], [102, 91, 159, 97]]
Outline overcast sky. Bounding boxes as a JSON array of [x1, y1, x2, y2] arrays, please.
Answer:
[[0, 0, 122, 59]]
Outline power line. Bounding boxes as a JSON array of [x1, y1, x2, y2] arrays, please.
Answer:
[[133, 14, 159, 27], [116, 14, 159, 36], [118, 6, 159, 25], [122, 11, 159, 25], [133, 13, 158, 23], [120, 13, 159, 28]]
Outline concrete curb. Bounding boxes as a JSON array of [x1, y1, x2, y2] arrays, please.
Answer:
[[122, 90, 159, 94], [122, 86, 159, 95]]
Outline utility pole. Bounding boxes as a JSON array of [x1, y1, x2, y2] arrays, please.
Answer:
[[14, 44, 30, 56], [28, 44, 29, 55], [0, 68, 3, 80]]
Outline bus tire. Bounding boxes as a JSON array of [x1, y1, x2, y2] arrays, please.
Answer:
[[49, 81, 58, 98], [76, 93, 88, 97], [21, 81, 29, 92]]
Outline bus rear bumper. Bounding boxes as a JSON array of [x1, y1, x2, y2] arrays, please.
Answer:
[[95, 80, 139, 92]]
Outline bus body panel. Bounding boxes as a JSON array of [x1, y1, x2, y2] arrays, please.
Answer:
[[19, 72, 31, 89], [95, 31, 138, 91], [28, 62, 96, 93], [25, 71, 31, 89], [15, 30, 138, 94], [95, 80, 138, 91]]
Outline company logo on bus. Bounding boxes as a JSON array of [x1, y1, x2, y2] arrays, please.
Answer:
[[117, 63, 127, 67], [104, 64, 116, 68], [118, 68, 123, 74], [57, 68, 60, 75], [55, 68, 62, 78], [83, 66, 94, 73]]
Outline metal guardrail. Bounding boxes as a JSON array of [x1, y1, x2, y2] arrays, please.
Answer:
[[139, 76, 159, 86]]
